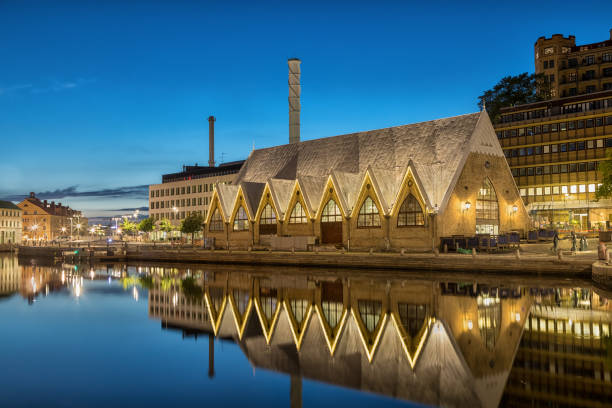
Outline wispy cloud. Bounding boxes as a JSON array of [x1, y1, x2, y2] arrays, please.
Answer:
[[1, 185, 149, 202], [0, 78, 95, 96], [0, 83, 33, 95]]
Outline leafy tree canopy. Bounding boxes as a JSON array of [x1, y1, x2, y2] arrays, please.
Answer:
[[121, 219, 138, 233], [478, 72, 550, 123], [181, 213, 204, 235], [138, 217, 155, 233], [159, 218, 175, 233]]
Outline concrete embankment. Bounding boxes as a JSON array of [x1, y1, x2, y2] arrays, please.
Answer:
[[15, 245, 595, 277], [124, 248, 593, 277], [592, 261, 612, 289]]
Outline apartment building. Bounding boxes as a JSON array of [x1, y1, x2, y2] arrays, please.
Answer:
[[17, 193, 87, 242], [495, 91, 612, 228], [535, 29, 612, 99], [0, 201, 22, 245]]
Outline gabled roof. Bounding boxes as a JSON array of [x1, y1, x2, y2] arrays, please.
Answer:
[[215, 184, 239, 220], [0, 201, 20, 211], [267, 178, 295, 220], [240, 182, 265, 219], [234, 111, 503, 215]]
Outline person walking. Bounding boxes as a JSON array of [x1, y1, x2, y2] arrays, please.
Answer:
[[571, 231, 577, 252], [552, 230, 559, 253]]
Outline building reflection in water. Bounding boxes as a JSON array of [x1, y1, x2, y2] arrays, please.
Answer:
[[1, 255, 610, 408], [140, 265, 612, 408]]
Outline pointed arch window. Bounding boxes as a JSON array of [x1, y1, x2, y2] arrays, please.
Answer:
[[259, 204, 277, 235], [397, 194, 425, 226], [289, 201, 307, 224], [321, 199, 342, 223], [476, 178, 499, 235], [358, 299, 382, 333], [233, 206, 249, 231], [357, 196, 381, 228], [288, 299, 309, 326], [209, 208, 224, 232], [398, 303, 428, 338]]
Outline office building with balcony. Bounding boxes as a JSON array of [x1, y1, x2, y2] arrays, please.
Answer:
[[495, 91, 612, 228], [535, 29, 612, 99]]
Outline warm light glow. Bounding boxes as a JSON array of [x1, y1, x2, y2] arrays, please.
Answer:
[[75, 283, 81, 297], [463, 201, 471, 210], [515, 313, 520, 322], [172, 292, 178, 307], [133, 287, 139, 301], [512, 205, 518, 213], [117, 228, 122, 234], [90, 270, 95, 280], [61, 227, 66, 233], [32, 224, 38, 230], [467, 320, 473, 330], [76, 223, 81, 229], [61, 271, 65, 284]]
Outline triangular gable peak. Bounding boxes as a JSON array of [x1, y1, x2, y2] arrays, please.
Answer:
[[228, 289, 254, 340], [349, 308, 389, 363], [297, 175, 327, 217], [204, 289, 227, 335], [364, 166, 397, 214], [282, 298, 315, 351], [282, 179, 313, 223], [205, 188, 226, 225], [330, 170, 362, 216], [390, 313, 435, 369], [313, 303, 349, 356], [391, 162, 431, 217], [254, 183, 280, 224], [315, 175, 349, 220], [229, 185, 254, 225], [213, 184, 240, 224], [436, 111, 504, 214], [267, 178, 295, 220], [241, 182, 266, 220], [253, 292, 282, 344], [350, 169, 387, 219]]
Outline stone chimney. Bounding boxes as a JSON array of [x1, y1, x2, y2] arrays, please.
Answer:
[[288, 58, 301, 144], [208, 116, 216, 167]]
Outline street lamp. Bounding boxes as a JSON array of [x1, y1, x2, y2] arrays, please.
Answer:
[[32, 224, 38, 243]]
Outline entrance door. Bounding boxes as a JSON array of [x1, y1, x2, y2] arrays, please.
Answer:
[[320, 199, 343, 244]]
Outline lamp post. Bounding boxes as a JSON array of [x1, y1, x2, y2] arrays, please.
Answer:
[[31, 224, 38, 244]]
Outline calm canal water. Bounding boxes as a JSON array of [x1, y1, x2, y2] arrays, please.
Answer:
[[1, 255, 610, 408]]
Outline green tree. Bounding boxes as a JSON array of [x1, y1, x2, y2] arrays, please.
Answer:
[[159, 218, 174, 233], [138, 217, 155, 239], [478, 72, 551, 123], [121, 219, 138, 237], [595, 149, 612, 199], [181, 213, 205, 245]]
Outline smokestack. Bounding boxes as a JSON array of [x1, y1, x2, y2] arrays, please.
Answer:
[[208, 116, 216, 167], [288, 58, 301, 144]]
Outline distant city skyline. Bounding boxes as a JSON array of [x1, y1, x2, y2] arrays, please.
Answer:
[[1, 1, 611, 217]]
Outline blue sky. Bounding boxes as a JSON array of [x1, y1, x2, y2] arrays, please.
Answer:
[[1, 1, 611, 217]]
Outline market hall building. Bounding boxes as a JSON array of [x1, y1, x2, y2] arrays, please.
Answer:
[[204, 111, 530, 251]]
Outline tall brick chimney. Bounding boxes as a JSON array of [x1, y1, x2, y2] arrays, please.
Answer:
[[288, 58, 301, 144], [208, 116, 216, 167]]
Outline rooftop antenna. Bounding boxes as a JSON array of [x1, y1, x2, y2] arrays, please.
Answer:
[[220, 152, 226, 164]]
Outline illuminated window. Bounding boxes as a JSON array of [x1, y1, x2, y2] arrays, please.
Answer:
[[579, 184, 586, 193], [544, 186, 551, 195], [288, 299, 309, 325], [520, 189, 527, 196], [397, 194, 424, 226], [357, 197, 381, 228], [476, 179, 499, 235], [528, 188, 534, 196], [209, 209, 223, 232], [289, 201, 307, 224], [536, 187, 543, 196], [233, 206, 249, 231], [259, 204, 276, 235], [321, 199, 342, 223], [358, 300, 382, 333], [588, 184, 596, 192], [570, 185, 577, 194], [398, 303, 427, 337], [561, 185, 568, 194]]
